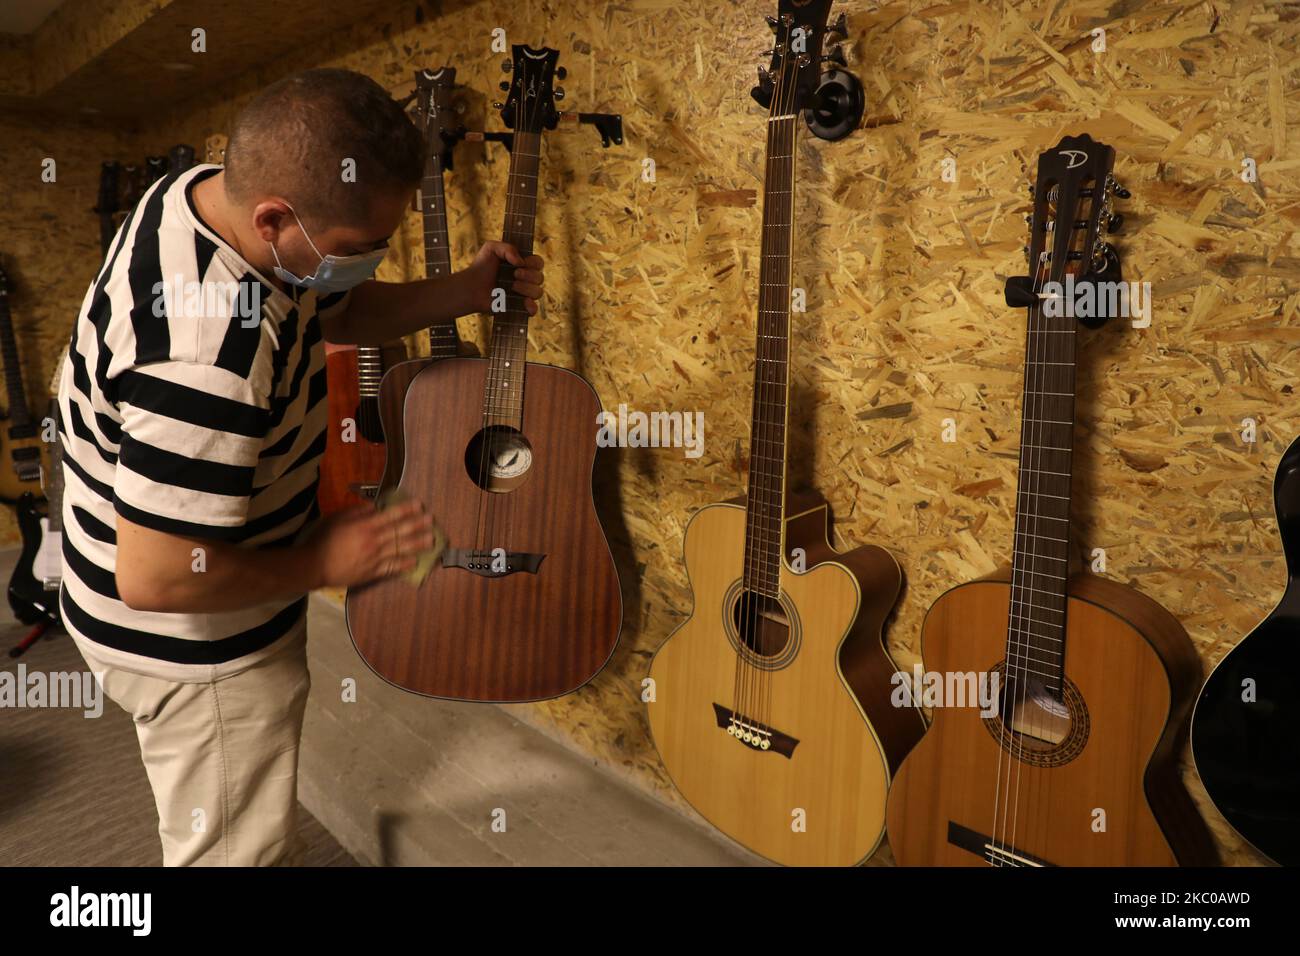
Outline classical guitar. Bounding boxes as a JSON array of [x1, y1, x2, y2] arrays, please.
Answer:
[[375, 66, 466, 494], [886, 135, 1218, 866], [645, 0, 921, 868], [1192, 435, 1300, 865], [346, 45, 621, 702], [0, 259, 48, 504]]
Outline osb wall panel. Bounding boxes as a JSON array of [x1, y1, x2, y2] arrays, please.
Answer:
[[0, 115, 137, 543], [17, 0, 1298, 865]]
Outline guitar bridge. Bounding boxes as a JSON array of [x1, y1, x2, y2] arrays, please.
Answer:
[[711, 703, 799, 758], [442, 548, 545, 577], [947, 821, 1055, 867]]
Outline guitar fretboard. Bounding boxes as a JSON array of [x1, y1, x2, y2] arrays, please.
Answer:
[[742, 113, 798, 599], [421, 145, 459, 360], [0, 291, 34, 432], [483, 130, 542, 430]]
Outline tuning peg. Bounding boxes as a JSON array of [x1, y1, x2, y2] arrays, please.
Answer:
[[821, 46, 846, 67], [499, 81, 510, 92], [556, 66, 567, 80], [501, 60, 512, 72], [765, 14, 778, 30], [1107, 213, 1124, 233], [827, 12, 848, 40], [554, 87, 565, 100], [757, 66, 772, 86], [492, 101, 504, 110], [1113, 183, 1131, 199]]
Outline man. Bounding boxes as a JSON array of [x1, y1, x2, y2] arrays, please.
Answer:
[[56, 68, 544, 865]]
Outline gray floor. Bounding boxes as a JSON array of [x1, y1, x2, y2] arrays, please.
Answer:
[[0, 547, 759, 866]]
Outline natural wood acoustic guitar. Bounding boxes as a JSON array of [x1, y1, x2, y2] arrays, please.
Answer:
[[645, 0, 923, 868], [346, 45, 621, 702], [885, 136, 1218, 867]]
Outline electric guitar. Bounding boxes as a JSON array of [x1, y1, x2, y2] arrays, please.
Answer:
[[375, 66, 466, 494], [1192, 434, 1300, 865], [9, 356, 66, 626], [0, 259, 48, 504], [885, 135, 1218, 866], [346, 44, 622, 702], [645, 0, 921, 868]]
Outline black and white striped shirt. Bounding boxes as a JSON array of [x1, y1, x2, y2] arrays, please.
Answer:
[[57, 164, 345, 681]]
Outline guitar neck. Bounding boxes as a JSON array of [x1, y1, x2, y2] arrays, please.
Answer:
[[741, 112, 798, 598], [1005, 277, 1080, 696], [483, 129, 542, 430], [355, 346, 384, 398], [0, 290, 34, 433], [421, 146, 459, 360]]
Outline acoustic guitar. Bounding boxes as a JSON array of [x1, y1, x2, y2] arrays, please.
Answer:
[[645, 0, 922, 868], [375, 66, 466, 494], [885, 135, 1218, 866], [346, 45, 621, 702], [1192, 434, 1300, 865]]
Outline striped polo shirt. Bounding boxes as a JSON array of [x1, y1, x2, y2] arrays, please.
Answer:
[[56, 163, 346, 682]]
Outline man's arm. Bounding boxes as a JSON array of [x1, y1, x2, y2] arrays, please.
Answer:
[[321, 241, 544, 345], [115, 501, 435, 614]]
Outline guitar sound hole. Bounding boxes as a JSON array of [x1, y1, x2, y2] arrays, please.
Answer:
[[465, 425, 534, 493], [982, 664, 1089, 768], [731, 589, 791, 659]]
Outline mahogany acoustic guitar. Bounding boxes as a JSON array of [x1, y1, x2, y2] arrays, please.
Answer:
[[646, 0, 923, 868], [375, 66, 465, 494], [885, 136, 1218, 866], [1192, 434, 1300, 865], [346, 45, 621, 702]]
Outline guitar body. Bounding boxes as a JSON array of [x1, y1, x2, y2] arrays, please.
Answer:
[[1191, 435, 1300, 865], [346, 356, 621, 701], [0, 432, 46, 501], [376, 357, 441, 495], [318, 343, 401, 515], [647, 499, 920, 866], [8, 491, 54, 624], [887, 572, 1218, 866]]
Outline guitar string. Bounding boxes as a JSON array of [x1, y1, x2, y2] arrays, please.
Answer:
[[736, 41, 794, 740], [749, 44, 798, 744], [991, 230, 1053, 865]]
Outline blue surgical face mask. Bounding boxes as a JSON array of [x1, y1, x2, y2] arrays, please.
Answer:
[[268, 204, 387, 294]]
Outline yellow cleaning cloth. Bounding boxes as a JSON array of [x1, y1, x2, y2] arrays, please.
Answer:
[[376, 487, 447, 586]]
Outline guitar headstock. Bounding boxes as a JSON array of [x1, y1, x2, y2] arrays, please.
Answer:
[[1026, 133, 1124, 287], [413, 67, 461, 159], [752, 0, 845, 114], [204, 134, 227, 165], [498, 45, 563, 134]]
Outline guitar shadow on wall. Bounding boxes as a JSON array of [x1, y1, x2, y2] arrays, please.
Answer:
[[553, 102, 645, 678]]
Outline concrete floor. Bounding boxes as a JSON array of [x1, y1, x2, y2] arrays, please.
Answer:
[[0, 548, 759, 866]]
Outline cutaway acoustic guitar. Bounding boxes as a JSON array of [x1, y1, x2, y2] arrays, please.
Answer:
[[645, 0, 923, 868]]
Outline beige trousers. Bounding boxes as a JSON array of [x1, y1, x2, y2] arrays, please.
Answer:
[[76, 631, 311, 866]]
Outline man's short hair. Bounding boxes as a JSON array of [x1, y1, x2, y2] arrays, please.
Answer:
[[224, 68, 424, 227]]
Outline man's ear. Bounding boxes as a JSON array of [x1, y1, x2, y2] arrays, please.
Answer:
[[251, 201, 294, 244]]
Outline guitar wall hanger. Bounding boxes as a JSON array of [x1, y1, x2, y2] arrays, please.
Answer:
[[753, 10, 864, 141], [1004, 172, 1131, 330]]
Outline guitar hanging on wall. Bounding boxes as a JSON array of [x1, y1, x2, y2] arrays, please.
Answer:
[[0, 258, 49, 505], [10, 357, 65, 627], [346, 44, 622, 702], [374, 66, 467, 494], [885, 135, 1218, 866], [646, 0, 920, 868], [1191, 435, 1300, 865]]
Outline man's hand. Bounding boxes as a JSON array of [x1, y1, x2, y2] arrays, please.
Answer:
[[114, 500, 439, 614], [304, 500, 438, 589], [462, 241, 545, 316]]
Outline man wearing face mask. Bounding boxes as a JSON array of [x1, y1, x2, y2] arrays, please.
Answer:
[[54, 68, 544, 865]]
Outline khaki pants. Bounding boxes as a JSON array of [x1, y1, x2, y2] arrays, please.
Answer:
[[76, 631, 311, 866]]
